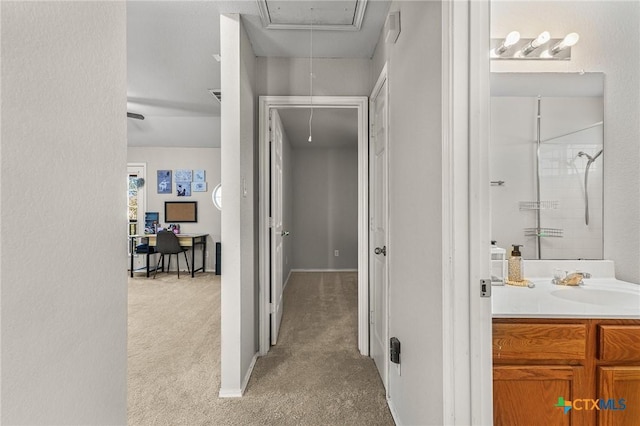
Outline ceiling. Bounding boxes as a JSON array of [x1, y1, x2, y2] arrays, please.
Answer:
[[127, 0, 389, 148]]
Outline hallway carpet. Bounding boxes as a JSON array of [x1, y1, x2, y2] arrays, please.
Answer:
[[128, 271, 394, 425]]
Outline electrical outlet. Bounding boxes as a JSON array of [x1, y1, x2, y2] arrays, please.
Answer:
[[205, 251, 209, 258], [334, 250, 339, 257]]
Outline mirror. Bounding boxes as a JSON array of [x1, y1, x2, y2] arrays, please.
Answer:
[[490, 72, 604, 260]]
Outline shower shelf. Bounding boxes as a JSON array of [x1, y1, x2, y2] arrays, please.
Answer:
[[519, 201, 559, 210], [524, 228, 564, 238]]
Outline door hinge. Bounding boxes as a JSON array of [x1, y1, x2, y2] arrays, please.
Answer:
[[269, 303, 275, 314], [268, 217, 274, 228], [480, 279, 491, 298], [370, 310, 374, 324]]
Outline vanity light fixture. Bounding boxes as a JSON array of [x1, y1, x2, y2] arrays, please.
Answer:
[[490, 31, 578, 60], [522, 31, 550, 56], [550, 32, 580, 55], [494, 31, 520, 55]]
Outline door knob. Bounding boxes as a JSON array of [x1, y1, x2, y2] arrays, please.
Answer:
[[281, 231, 290, 237], [374, 246, 386, 256]]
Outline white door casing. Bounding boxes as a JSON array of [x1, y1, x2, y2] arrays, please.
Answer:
[[369, 66, 389, 390], [441, 1, 492, 423], [258, 96, 369, 356], [270, 110, 285, 345]]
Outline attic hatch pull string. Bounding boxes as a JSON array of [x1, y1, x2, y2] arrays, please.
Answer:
[[308, 8, 314, 143]]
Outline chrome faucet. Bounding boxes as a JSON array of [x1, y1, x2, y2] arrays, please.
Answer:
[[552, 271, 590, 286]]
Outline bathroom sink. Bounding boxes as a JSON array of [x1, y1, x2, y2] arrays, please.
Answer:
[[550, 287, 640, 307]]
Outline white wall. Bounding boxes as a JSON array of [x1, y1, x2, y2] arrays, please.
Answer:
[[257, 57, 371, 96], [491, 1, 640, 282], [291, 147, 358, 270], [219, 14, 257, 397], [127, 147, 221, 271], [371, 1, 444, 424], [1, 2, 127, 423]]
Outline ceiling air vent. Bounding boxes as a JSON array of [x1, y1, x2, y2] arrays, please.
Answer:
[[208, 89, 221, 103]]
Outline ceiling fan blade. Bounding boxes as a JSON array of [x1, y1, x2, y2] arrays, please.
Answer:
[[127, 112, 145, 120]]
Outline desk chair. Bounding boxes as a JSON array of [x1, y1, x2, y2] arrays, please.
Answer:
[[153, 231, 190, 278]]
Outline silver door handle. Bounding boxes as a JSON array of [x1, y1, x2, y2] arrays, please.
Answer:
[[281, 231, 290, 237], [374, 246, 386, 256]]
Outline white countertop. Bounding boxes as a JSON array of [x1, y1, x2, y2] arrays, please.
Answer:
[[492, 277, 640, 319]]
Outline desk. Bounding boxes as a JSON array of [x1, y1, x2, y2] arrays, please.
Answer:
[[129, 233, 208, 278]]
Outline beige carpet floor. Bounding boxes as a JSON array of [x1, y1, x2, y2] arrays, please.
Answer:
[[128, 271, 394, 426]]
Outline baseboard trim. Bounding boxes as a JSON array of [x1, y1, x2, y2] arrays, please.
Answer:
[[387, 396, 402, 425], [218, 388, 243, 398], [290, 269, 358, 272], [218, 352, 259, 398]]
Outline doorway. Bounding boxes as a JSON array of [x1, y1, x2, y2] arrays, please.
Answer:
[[258, 96, 369, 356]]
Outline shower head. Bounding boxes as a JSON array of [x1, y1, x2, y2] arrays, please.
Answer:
[[578, 149, 603, 163], [577, 151, 591, 160]]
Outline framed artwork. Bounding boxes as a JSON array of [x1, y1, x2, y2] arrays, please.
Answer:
[[157, 170, 172, 194], [164, 201, 197, 223], [176, 181, 191, 196], [192, 182, 207, 192], [194, 169, 206, 182], [175, 169, 192, 182]]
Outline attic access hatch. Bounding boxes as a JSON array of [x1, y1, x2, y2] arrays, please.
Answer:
[[257, 0, 368, 31]]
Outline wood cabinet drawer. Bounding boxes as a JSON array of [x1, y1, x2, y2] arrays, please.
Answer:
[[599, 325, 640, 361], [493, 323, 586, 361]]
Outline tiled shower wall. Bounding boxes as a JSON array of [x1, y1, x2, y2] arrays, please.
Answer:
[[491, 96, 604, 259]]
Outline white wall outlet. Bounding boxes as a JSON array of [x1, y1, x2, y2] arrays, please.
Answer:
[[205, 250, 209, 258], [334, 250, 339, 257]]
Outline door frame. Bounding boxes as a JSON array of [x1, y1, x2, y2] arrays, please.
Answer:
[[441, 0, 492, 424], [258, 95, 369, 356]]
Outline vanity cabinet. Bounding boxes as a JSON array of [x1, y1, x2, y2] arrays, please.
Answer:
[[493, 319, 640, 426], [598, 366, 640, 425]]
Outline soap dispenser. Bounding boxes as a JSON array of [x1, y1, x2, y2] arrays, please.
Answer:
[[508, 244, 523, 282]]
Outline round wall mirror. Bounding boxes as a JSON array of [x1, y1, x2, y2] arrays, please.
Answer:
[[212, 183, 222, 210]]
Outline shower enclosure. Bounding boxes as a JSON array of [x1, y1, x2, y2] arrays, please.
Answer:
[[490, 73, 604, 260]]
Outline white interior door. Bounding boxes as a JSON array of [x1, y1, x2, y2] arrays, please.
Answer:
[[270, 110, 285, 345], [369, 73, 388, 388]]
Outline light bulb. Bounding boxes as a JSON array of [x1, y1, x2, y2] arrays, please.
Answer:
[[495, 31, 520, 55], [308, 135, 312, 142], [550, 32, 579, 55], [532, 31, 550, 47], [522, 31, 550, 55], [505, 31, 521, 47]]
